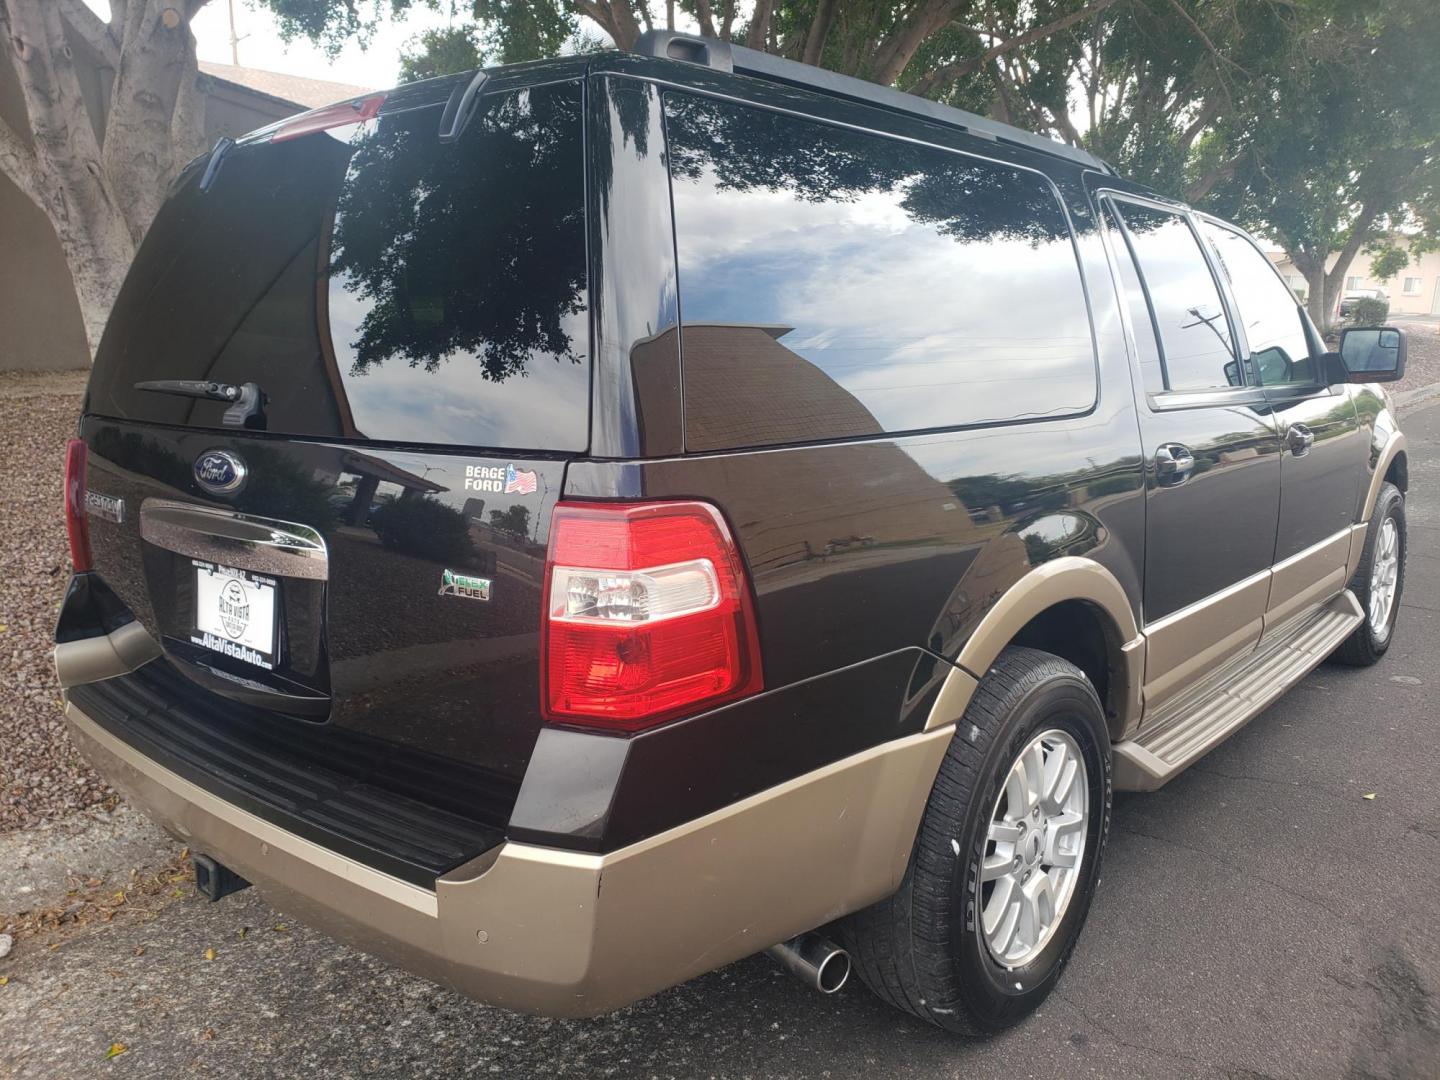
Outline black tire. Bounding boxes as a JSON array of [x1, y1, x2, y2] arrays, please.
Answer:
[[1332, 482, 1406, 667], [840, 646, 1111, 1035]]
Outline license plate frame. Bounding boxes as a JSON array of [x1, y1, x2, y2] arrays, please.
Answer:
[[190, 560, 279, 670]]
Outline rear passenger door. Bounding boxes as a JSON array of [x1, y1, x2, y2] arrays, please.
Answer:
[[1198, 220, 1365, 634], [1098, 195, 1283, 710]]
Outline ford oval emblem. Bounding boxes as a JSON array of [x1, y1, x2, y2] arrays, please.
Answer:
[[194, 449, 247, 495]]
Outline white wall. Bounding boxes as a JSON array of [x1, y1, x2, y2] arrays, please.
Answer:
[[1269, 245, 1440, 317]]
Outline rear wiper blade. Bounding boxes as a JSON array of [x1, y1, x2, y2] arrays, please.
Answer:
[[134, 379, 268, 430]]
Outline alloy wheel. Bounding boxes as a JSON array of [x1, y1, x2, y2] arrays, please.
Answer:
[[1369, 515, 1401, 641], [980, 729, 1089, 968]]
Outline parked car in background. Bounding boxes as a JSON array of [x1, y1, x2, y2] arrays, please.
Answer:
[[1339, 287, 1391, 321], [54, 31, 1412, 1037]]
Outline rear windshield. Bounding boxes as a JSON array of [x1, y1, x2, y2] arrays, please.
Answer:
[[88, 80, 590, 451]]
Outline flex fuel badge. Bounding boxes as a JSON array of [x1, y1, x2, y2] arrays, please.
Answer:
[[439, 569, 492, 601]]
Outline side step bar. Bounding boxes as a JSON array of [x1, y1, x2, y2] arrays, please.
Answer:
[[1113, 591, 1363, 791]]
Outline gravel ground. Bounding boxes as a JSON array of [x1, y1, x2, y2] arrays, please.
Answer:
[[0, 372, 113, 833], [1393, 317, 1440, 401]]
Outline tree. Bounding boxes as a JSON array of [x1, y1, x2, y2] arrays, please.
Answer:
[[0, 1, 212, 353], [398, 24, 482, 80], [1197, 0, 1440, 331], [269, 0, 1134, 100], [1366, 242, 1411, 286]]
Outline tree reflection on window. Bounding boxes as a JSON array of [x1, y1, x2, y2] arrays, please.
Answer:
[[328, 82, 587, 382], [665, 94, 1072, 248]]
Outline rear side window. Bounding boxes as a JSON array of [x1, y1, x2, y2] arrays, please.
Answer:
[[1109, 201, 1237, 393], [89, 81, 589, 451], [663, 93, 1096, 452], [1200, 221, 1316, 386]]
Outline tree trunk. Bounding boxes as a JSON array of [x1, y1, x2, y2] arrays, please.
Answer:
[[0, 0, 212, 357], [692, 0, 717, 37], [871, 0, 958, 87], [910, 0, 1118, 96], [2, 0, 139, 354], [1301, 265, 1332, 335], [745, 0, 773, 50], [802, 0, 837, 65]]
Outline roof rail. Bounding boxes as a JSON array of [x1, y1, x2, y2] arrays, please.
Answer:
[[631, 30, 1107, 174]]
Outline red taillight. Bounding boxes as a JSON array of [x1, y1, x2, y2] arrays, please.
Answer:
[[64, 438, 92, 572], [541, 501, 763, 732], [271, 93, 386, 143]]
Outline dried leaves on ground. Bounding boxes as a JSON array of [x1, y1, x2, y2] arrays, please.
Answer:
[[0, 372, 110, 832]]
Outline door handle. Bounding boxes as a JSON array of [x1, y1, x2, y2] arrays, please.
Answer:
[[1154, 443, 1195, 486], [1287, 423, 1315, 457]]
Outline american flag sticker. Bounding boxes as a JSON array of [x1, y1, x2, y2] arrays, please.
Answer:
[[504, 464, 538, 495]]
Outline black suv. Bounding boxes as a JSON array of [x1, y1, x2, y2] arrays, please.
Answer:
[[55, 32, 1410, 1034]]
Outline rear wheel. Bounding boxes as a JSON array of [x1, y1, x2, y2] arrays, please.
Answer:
[[1332, 482, 1406, 667], [841, 647, 1110, 1034]]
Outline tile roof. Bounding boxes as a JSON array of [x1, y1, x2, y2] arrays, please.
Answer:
[[199, 61, 375, 110]]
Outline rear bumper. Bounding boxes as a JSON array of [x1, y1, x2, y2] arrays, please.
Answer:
[[66, 694, 950, 1017]]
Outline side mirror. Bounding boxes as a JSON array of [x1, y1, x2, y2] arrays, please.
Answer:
[[1335, 326, 1407, 383]]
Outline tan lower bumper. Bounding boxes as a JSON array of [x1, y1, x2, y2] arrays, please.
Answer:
[[67, 700, 951, 1017]]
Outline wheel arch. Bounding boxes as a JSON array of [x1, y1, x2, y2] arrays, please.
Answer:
[[1361, 427, 1407, 523], [926, 557, 1143, 742], [1384, 448, 1408, 494]]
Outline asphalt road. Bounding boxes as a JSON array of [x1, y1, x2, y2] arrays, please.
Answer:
[[4, 404, 1440, 1079]]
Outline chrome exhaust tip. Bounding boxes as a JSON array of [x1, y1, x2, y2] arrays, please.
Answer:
[[767, 932, 851, 994]]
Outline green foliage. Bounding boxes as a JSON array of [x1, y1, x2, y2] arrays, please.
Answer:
[[398, 25, 483, 82], [1347, 297, 1391, 328], [264, 0, 423, 56], [371, 495, 476, 562], [487, 503, 531, 539], [1366, 243, 1411, 284], [470, 0, 577, 63]]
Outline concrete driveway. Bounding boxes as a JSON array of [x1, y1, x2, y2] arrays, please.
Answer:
[[1393, 313, 1440, 330], [4, 405, 1440, 1079]]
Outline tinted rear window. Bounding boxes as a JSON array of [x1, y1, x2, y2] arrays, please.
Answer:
[[89, 81, 589, 451], [663, 93, 1096, 452]]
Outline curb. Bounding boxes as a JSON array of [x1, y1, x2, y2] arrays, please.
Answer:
[[1396, 380, 1440, 414]]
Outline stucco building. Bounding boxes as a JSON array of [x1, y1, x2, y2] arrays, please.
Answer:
[[1269, 244, 1440, 317]]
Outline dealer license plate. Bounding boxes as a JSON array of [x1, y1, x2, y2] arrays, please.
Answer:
[[191, 561, 277, 669]]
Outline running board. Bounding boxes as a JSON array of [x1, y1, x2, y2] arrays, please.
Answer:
[[1113, 591, 1363, 791]]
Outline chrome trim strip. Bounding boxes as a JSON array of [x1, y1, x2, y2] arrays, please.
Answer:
[[1144, 563, 1270, 636], [1142, 525, 1357, 710], [1263, 527, 1354, 637], [1271, 525, 1354, 577], [1143, 571, 1270, 712], [139, 499, 329, 581]]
